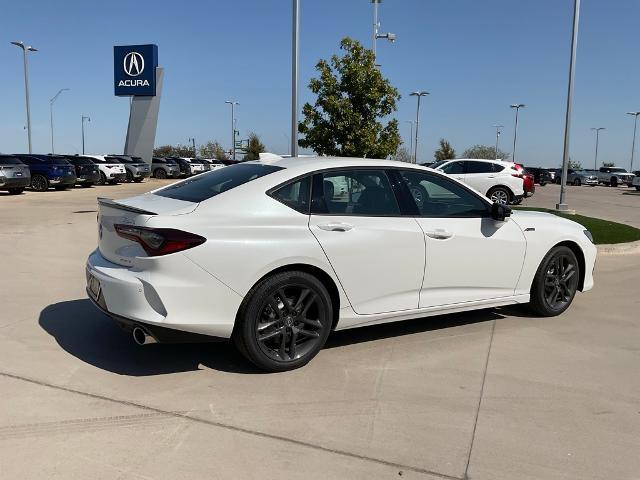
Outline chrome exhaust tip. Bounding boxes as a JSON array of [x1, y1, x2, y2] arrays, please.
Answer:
[[132, 326, 157, 345]]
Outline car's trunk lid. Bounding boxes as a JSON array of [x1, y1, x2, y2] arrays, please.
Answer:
[[97, 195, 197, 266]]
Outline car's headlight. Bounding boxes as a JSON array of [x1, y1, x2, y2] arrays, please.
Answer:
[[583, 230, 594, 243]]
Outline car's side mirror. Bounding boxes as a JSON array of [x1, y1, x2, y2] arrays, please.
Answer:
[[491, 202, 512, 221]]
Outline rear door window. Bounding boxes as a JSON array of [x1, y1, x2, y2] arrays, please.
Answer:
[[440, 161, 465, 175], [465, 161, 494, 174], [270, 176, 311, 214], [155, 163, 283, 203]]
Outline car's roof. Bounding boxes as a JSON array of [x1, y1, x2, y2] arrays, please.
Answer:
[[246, 156, 432, 173]]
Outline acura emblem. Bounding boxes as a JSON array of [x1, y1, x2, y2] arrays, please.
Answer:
[[123, 52, 145, 77]]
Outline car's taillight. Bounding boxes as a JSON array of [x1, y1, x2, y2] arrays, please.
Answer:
[[114, 224, 206, 256]]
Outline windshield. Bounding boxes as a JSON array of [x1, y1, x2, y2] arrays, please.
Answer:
[[609, 168, 627, 173], [0, 156, 24, 165], [155, 163, 283, 203]]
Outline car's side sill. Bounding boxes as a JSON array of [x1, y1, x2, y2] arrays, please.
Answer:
[[335, 294, 530, 331]]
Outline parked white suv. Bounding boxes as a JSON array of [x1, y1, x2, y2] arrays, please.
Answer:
[[86, 155, 127, 185], [431, 158, 524, 204]]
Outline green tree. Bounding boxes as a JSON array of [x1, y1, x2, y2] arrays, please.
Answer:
[[243, 132, 266, 161], [462, 144, 510, 160], [152, 144, 194, 157], [434, 138, 456, 161], [393, 146, 413, 163], [602, 161, 615, 167], [199, 140, 229, 160], [568, 158, 582, 170], [298, 37, 401, 158]]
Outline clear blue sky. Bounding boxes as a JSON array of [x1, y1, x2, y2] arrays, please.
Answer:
[[1, 0, 639, 168]]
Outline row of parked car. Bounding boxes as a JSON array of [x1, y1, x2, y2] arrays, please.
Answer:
[[0, 153, 234, 195], [150, 157, 231, 179], [527, 166, 639, 188]]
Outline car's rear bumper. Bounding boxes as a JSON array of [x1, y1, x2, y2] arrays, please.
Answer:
[[0, 176, 31, 188], [78, 172, 101, 184], [85, 249, 242, 339]]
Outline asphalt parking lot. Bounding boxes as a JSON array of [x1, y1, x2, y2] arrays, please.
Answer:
[[1, 180, 639, 480]]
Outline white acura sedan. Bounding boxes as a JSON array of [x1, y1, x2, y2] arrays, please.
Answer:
[[86, 157, 596, 371]]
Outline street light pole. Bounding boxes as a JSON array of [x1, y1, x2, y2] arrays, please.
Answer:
[[11, 41, 38, 154], [225, 101, 239, 160], [591, 127, 605, 171], [405, 120, 414, 159], [557, 0, 581, 211], [81, 115, 91, 155], [291, 0, 299, 158], [626, 112, 640, 172], [492, 125, 504, 160], [510, 104, 525, 163], [49, 88, 69, 154], [410, 91, 429, 164], [371, 0, 395, 63]]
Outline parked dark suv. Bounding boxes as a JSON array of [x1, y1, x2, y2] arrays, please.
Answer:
[[63, 155, 101, 187], [524, 167, 551, 186], [13, 154, 76, 191], [0, 154, 31, 194]]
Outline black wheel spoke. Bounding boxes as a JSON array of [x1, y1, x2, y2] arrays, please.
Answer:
[[254, 281, 328, 364]]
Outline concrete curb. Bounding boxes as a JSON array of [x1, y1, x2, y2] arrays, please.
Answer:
[[597, 240, 640, 255]]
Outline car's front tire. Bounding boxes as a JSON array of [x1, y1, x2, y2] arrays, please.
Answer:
[[529, 246, 580, 317], [125, 170, 133, 183], [154, 168, 167, 179], [573, 178, 581, 186], [610, 177, 618, 187], [97, 172, 107, 185], [233, 271, 333, 372], [8, 187, 24, 195]]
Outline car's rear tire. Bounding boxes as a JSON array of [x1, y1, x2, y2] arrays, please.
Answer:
[[97, 172, 107, 185], [125, 170, 133, 183], [540, 181, 547, 186], [54, 186, 68, 191], [8, 188, 24, 195], [31, 174, 49, 192], [154, 168, 167, 179], [233, 271, 333, 372], [636, 186, 640, 191], [610, 177, 618, 187], [487, 186, 511, 205], [529, 246, 580, 317], [573, 178, 581, 186], [133, 177, 144, 183]]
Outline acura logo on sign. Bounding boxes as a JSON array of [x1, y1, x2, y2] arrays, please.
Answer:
[[123, 52, 145, 76]]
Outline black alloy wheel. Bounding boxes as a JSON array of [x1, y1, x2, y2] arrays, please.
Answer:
[[125, 170, 134, 182], [573, 178, 581, 186], [97, 171, 107, 185], [529, 246, 580, 316], [234, 271, 332, 372], [31, 174, 49, 192], [154, 168, 167, 179]]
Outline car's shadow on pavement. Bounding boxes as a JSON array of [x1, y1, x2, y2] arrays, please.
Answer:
[[39, 298, 514, 377]]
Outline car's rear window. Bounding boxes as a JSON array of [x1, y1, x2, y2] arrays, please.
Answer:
[[0, 156, 24, 165], [45, 157, 71, 165], [68, 156, 95, 165], [155, 163, 283, 203]]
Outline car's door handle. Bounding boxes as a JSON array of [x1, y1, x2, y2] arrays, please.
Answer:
[[317, 222, 354, 232], [424, 229, 453, 240]]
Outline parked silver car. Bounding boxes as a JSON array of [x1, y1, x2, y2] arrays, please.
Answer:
[[568, 169, 598, 186], [151, 157, 181, 179], [0, 154, 31, 194], [107, 155, 151, 183]]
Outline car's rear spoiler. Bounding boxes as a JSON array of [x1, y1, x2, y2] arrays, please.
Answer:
[[97, 197, 157, 215]]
